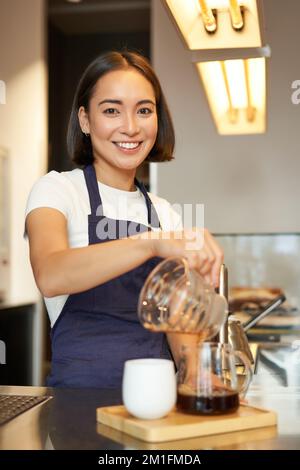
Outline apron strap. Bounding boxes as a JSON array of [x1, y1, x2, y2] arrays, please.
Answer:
[[84, 164, 161, 228], [83, 165, 103, 216], [135, 179, 161, 229]]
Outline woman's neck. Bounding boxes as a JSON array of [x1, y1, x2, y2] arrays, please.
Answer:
[[93, 160, 136, 192]]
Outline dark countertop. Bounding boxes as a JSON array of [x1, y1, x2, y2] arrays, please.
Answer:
[[1, 342, 300, 450]]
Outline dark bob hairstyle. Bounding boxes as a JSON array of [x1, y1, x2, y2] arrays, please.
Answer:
[[67, 50, 175, 167]]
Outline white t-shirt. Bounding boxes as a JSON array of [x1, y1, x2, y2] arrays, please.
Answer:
[[25, 168, 182, 326]]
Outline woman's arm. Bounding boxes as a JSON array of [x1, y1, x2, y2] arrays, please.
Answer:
[[26, 208, 154, 297], [26, 208, 223, 298]]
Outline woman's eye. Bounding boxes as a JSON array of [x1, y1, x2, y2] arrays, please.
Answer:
[[103, 108, 119, 115], [138, 108, 153, 115]]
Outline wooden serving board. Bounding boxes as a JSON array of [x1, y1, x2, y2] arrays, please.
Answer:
[[97, 422, 277, 450], [96, 404, 277, 443]]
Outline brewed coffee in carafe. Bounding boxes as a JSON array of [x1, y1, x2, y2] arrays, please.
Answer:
[[176, 342, 252, 415]]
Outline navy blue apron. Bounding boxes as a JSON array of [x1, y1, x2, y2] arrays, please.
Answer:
[[47, 164, 170, 388]]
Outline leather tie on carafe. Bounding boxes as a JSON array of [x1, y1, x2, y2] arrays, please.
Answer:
[[212, 264, 229, 344]]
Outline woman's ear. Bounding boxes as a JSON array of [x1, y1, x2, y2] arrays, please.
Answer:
[[78, 106, 90, 134]]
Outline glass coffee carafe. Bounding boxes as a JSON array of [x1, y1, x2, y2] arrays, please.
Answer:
[[138, 257, 227, 340], [177, 342, 252, 415]]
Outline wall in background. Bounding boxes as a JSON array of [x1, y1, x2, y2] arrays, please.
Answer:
[[151, 0, 300, 234], [0, 0, 47, 303], [0, 0, 47, 385]]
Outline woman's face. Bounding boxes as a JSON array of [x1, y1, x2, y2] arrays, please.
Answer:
[[79, 68, 158, 171]]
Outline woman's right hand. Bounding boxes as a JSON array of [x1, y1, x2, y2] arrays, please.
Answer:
[[145, 228, 224, 288]]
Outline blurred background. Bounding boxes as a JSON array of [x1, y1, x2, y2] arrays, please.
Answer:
[[0, 0, 299, 386]]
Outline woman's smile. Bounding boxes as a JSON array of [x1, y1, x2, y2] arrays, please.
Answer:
[[113, 141, 143, 153]]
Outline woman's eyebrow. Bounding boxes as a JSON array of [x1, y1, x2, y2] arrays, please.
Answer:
[[98, 99, 156, 106], [137, 99, 156, 106]]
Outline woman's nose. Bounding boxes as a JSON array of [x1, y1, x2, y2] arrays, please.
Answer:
[[121, 113, 140, 136]]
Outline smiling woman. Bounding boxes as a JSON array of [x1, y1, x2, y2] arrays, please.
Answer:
[[67, 51, 174, 170], [24, 50, 223, 388], [77, 68, 159, 185]]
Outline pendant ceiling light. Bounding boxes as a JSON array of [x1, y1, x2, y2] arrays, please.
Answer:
[[163, 0, 269, 135], [196, 57, 266, 134], [163, 0, 264, 50]]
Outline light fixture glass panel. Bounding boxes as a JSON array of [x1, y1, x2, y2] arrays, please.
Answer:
[[164, 0, 262, 50], [248, 58, 265, 110], [196, 57, 266, 134], [225, 60, 247, 108]]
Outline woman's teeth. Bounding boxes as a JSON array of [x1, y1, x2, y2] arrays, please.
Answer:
[[115, 142, 140, 149]]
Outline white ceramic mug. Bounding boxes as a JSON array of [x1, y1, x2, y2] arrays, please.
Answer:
[[122, 358, 176, 420]]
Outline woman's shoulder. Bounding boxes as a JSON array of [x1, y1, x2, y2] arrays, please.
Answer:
[[36, 168, 84, 186], [25, 168, 86, 219], [29, 168, 87, 197]]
